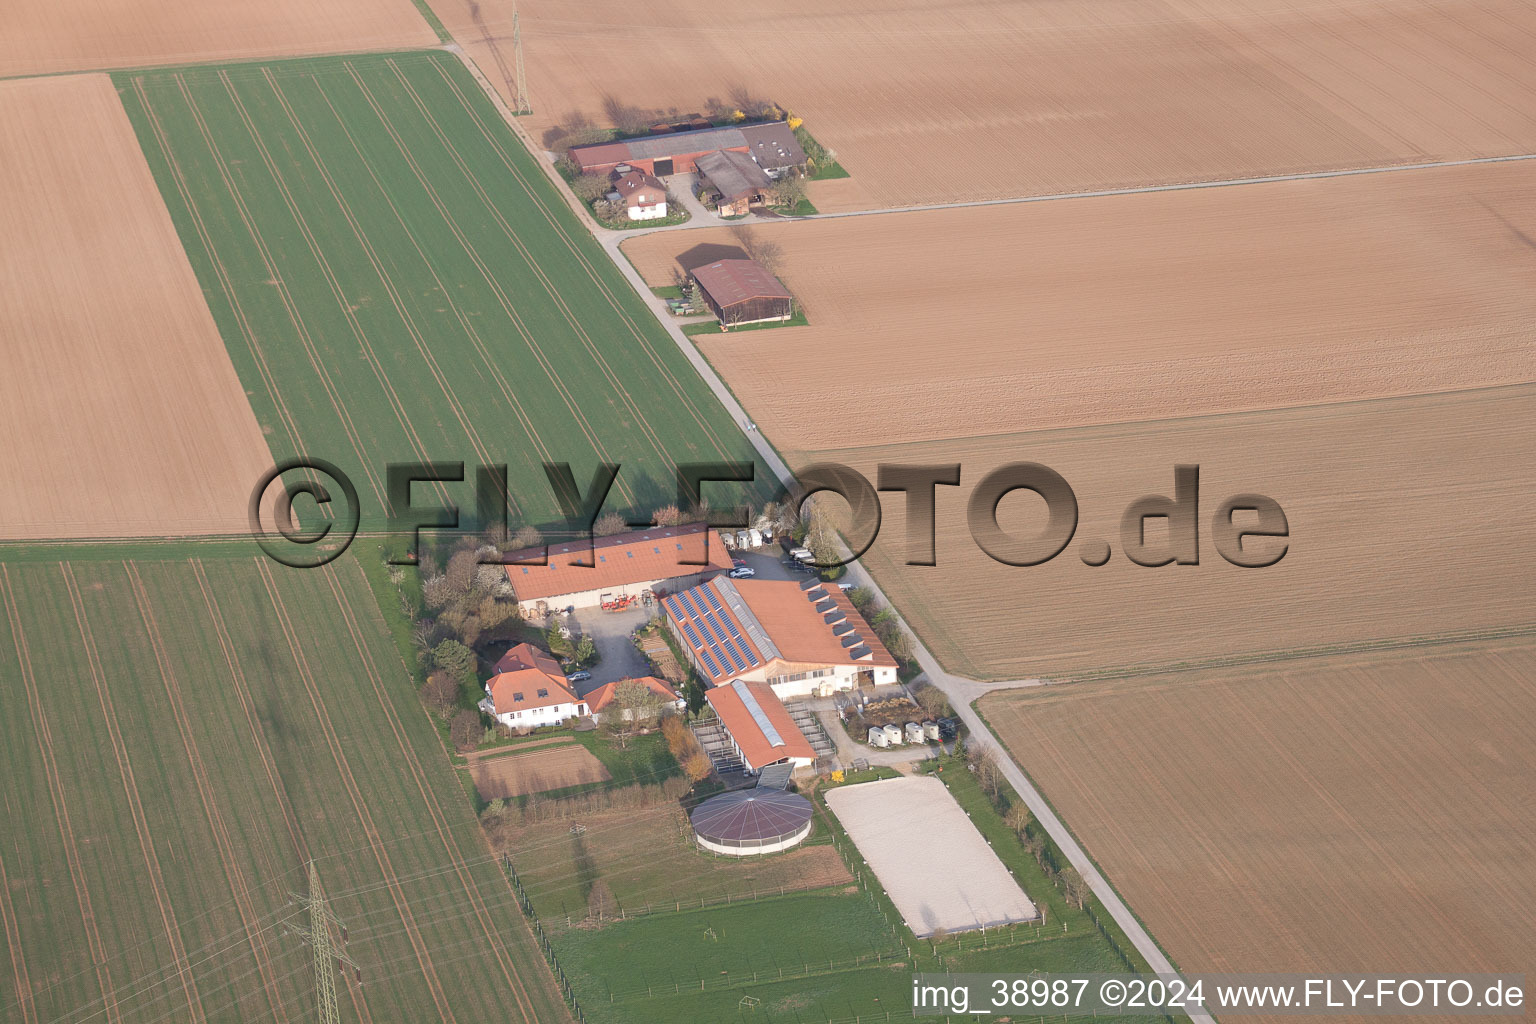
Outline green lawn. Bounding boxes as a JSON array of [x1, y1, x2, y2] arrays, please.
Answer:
[[115, 51, 767, 537], [683, 308, 810, 337], [0, 553, 565, 1023]]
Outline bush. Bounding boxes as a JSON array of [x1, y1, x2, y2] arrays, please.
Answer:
[[419, 670, 460, 720], [431, 640, 477, 680]]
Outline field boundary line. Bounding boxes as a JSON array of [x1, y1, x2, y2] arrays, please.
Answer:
[[343, 59, 636, 508], [433, 55, 746, 466], [0, 567, 119, 1024], [188, 559, 309, 863], [390, 57, 684, 489], [252, 559, 456, 1024], [322, 562, 562, 1024], [165, 72, 391, 517], [58, 563, 208, 1024], [123, 561, 293, 1024]]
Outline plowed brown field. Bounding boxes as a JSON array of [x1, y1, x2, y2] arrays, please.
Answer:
[[469, 744, 611, 799], [0, 0, 435, 77], [622, 160, 1536, 452], [437, 0, 1536, 209], [804, 385, 1536, 681], [0, 75, 274, 540], [980, 638, 1536, 981]]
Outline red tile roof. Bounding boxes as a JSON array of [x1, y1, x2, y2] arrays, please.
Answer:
[[664, 578, 895, 685], [486, 643, 581, 715], [584, 676, 679, 714], [503, 523, 734, 603], [705, 680, 815, 770]]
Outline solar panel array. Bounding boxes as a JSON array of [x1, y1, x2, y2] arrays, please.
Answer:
[[666, 582, 763, 679]]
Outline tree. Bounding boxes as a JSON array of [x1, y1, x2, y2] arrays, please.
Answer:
[[969, 748, 1001, 798], [651, 504, 681, 527], [445, 549, 478, 594], [512, 525, 543, 549], [600, 680, 662, 748], [592, 512, 628, 537], [683, 751, 714, 783], [928, 925, 948, 955], [1022, 834, 1046, 867], [573, 633, 597, 666], [431, 640, 477, 682], [770, 172, 805, 211], [913, 685, 950, 719], [586, 878, 617, 921], [727, 224, 784, 276], [682, 678, 707, 718], [1004, 801, 1033, 840], [571, 173, 610, 202], [449, 709, 481, 753], [545, 623, 573, 659], [419, 670, 459, 721], [1059, 867, 1090, 911]]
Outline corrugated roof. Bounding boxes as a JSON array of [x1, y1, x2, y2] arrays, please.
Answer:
[[502, 522, 733, 603], [695, 149, 772, 201], [569, 121, 805, 169], [691, 259, 792, 309]]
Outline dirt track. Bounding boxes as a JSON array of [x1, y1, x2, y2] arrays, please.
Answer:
[[0, 75, 275, 541], [469, 744, 611, 799], [0, 0, 435, 77], [441, 0, 1536, 209], [622, 160, 1536, 452], [982, 638, 1536, 995]]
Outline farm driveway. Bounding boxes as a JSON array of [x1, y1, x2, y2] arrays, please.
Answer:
[[571, 605, 651, 695]]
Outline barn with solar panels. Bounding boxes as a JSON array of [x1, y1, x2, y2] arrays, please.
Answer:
[[689, 789, 814, 856], [661, 577, 899, 699]]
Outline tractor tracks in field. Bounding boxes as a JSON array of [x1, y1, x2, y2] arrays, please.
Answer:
[[321, 561, 553, 1024], [123, 561, 293, 1024], [57, 562, 207, 1024], [253, 557, 454, 1024]]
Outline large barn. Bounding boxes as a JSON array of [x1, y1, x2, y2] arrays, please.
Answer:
[[568, 121, 805, 178], [663, 577, 899, 698], [690, 259, 794, 329], [695, 149, 773, 216], [502, 522, 734, 616]]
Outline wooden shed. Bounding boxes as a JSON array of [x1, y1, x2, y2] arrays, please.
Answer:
[[689, 258, 794, 329]]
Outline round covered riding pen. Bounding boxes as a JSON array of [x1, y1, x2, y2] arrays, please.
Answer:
[[690, 789, 813, 856]]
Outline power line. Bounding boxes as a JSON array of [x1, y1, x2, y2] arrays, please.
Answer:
[[286, 862, 360, 1024]]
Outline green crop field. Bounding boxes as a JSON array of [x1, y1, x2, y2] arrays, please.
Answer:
[[114, 50, 766, 536], [0, 553, 566, 1024]]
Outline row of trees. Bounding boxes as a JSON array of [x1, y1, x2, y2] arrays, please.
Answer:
[[662, 714, 714, 784], [965, 746, 1091, 912], [480, 775, 693, 835], [843, 586, 914, 663]]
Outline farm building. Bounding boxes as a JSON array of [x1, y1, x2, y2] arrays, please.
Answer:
[[609, 169, 668, 220], [663, 577, 898, 698], [502, 522, 734, 616], [690, 788, 814, 856], [479, 643, 588, 728], [705, 679, 817, 773], [690, 259, 794, 329], [583, 675, 683, 719], [694, 149, 773, 216], [568, 121, 805, 178]]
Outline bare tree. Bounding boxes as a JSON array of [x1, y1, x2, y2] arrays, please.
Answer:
[[449, 709, 481, 753], [651, 504, 681, 527], [512, 525, 543, 549], [913, 685, 951, 719], [600, 680, 663, 749], [1059, 867, 1090, 911], [770, 172, 806, 211], [728, 224, 785, 275], [571, 173, 611, 202], [928, 925, 949, 955], [592, 511, 628, 537], [420, 670, 460, 721], [969, 748, 1002, 798], [1004, 801, 1033, 840]]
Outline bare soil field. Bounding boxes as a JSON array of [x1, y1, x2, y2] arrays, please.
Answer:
[[622, 160, 1536, 452], [0, 75, 275, 541], [0, 0, 435, 78], [806, 385, 1536, 681], [980, 637, 1536, 979], [470, 743, 612, 798], [439, 0, 1536, 209]]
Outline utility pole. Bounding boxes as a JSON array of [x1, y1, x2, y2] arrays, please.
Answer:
[[512, 6, 531, 115], [288, 861, 359, 1024]]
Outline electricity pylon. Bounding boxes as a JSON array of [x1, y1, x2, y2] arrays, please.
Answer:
[[288, 861, 359, 1024]]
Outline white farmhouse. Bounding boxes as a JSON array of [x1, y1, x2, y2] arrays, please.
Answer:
[[478, 642, 588, 728]]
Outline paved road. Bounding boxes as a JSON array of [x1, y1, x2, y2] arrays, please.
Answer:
[[568, 605, 651, 696], [457, 49, 1222, 1015]]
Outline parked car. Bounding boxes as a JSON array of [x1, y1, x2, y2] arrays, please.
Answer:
[[731, 558, 748, 568], [728, 566, 755, 579], [567, 670, 592, 682]]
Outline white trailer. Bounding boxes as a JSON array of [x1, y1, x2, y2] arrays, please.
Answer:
[[748, 528, 763, 548], [868, 726, 890, 748], [720, 531, 736, 549], [923, 720, 941, 741], [736, 530, 752, 549], [881, 723, 903, 745], [904, 722, 926, 744]]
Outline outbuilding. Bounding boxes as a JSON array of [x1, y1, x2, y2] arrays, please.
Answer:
[[689, 259, 794, 329]]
